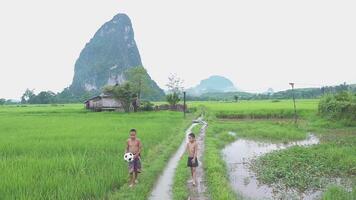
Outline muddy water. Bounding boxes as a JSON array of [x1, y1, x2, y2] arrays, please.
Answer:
[[222, 134, 320, 200], [149, 120, 200, 200]]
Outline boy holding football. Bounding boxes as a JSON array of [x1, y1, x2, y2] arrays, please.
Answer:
[[186, 132, 198, 186], [125, 129, 142, 187]]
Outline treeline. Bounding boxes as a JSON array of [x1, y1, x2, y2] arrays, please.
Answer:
[[6, 82, 356, 105], [187, 83, 356, 101], [19, 88, 98, 104], [0, 98, 18, 105]]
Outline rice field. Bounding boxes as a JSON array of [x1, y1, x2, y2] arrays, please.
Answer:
[[1, 100, 355, 200], [188, 99, 318, 119], [0, 104, 192, 200]]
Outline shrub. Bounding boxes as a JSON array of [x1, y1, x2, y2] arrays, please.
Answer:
[[140, 101, 154, 111], [318, 92, 356, 125]]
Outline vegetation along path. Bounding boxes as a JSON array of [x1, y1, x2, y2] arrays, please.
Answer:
[[149, 117, 202, 200]]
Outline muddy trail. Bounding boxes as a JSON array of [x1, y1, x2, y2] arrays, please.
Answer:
[[222, 134, 320, 200], [187, 120, 209, 200], [149, 118, 202, 200]]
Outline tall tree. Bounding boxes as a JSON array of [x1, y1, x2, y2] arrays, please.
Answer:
[[103, 83, 135, 112], [21, 89, 35, 104], [0, 98, 6, 105], [32, 91, 56, 104], [124, 66, 151, 100], [166, 74, 184, 94], [166, 74, 184, 108], [233, 95, 239, 102]]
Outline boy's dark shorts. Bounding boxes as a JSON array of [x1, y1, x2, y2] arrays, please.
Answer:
[[187, 157, 198, 167], [128, 157, 141, 173]]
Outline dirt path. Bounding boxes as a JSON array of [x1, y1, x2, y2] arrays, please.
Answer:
[[187, 120, 209, 200], [149, 118, 201, 200]]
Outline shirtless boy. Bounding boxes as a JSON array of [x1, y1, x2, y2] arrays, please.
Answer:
[[125, 129, 142, 187], [186, 132, 198, 186]]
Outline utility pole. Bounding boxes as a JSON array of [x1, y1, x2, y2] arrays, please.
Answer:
[[183, 91, 186, 118], [289, 83, 297, 124]]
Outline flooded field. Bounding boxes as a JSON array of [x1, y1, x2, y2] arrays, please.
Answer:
[[222, 134, 321, 200]]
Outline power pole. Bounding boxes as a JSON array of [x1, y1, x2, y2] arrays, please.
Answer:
[[289, 83, 297, 124], [183, 91, 186, 118]]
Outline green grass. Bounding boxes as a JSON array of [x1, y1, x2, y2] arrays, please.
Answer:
[[322, 185, 356, 200], [2, 100, 355, 200], [210, 120, 307, 142], [0, 104, 193, 200], [172, 150, 191, 200], [189, 99, 318, 119], [252, 131, 356, 196]]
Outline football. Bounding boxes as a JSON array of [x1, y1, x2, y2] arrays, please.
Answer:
[[124, 152, 134, 162]]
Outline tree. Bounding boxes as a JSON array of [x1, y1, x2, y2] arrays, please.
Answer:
[[103, 82, 135, 112], [335, 82, 349, 93], [0, 98, 5, 105], [166, 74, 184, 94], [32, 91, 56, 104], [166, 74, 184, 108], [166, 93, 180, 107], [21, 89, 35, 104], [233, 95, 239, 102], [124, 66, 152, 101]]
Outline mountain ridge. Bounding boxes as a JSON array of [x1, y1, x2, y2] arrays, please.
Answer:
[[68, 13, 164, 100], [187, 75, 238, 96]]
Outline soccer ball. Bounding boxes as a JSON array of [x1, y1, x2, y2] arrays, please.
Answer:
[[124, 152, 134, 162]]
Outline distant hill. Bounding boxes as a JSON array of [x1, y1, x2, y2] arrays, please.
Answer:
[[187, 76, 238, 96], [187, 83, 356, 101], [68, 13, 164, 100]]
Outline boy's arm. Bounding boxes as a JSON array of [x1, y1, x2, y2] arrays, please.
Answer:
[[194, 143, 198, 159], [136, 140, 142, 158]]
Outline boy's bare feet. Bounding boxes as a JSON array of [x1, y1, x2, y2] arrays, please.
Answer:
[[192, 181, 196, 186]]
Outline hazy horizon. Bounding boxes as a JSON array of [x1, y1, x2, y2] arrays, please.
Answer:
[[1, 0, 355, 99]]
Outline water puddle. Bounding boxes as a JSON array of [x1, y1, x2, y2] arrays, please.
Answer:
[[149, 119, 201, 200], [222, 134, 321, 200]]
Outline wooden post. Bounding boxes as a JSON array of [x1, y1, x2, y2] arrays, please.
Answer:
[[289, 83, 297, 124], [183, 91, 186, 118]]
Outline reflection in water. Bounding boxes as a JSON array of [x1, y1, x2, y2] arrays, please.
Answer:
[[222, 134, 321, 200]]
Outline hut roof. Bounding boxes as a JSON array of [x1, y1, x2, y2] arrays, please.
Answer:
[[84, 94, 114, 103]]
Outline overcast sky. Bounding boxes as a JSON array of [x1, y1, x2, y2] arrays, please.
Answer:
[[0, 0, 355, 99]]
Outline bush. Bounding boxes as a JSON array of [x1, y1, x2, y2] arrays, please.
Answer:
[[318, 92, 356, 125], [140, 101, 154, 111]]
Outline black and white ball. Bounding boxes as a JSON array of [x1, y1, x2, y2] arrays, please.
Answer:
[[124, 152, 134, 162]]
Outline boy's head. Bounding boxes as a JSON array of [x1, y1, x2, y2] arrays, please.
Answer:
[[188, 133, 195, 142], [130, 129, 137, 139]]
